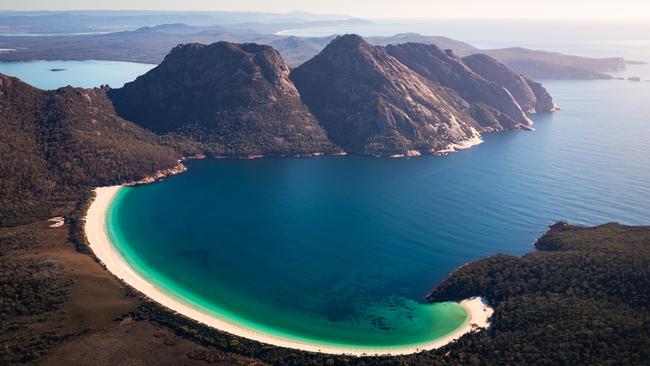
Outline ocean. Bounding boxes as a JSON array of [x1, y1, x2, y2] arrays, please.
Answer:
[[106, 75, 650, 349], [5, 19, 650, 350]]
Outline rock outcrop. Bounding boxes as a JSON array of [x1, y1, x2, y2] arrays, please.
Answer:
[[462, 53, 557, 113], [109, 42, 337, 156], [383, 43, 533, 131], [290, 35, 484, 156]]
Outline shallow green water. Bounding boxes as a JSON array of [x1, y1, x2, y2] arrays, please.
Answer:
[[107, 186, 470, 349]]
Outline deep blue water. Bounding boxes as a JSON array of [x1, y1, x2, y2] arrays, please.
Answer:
[[3, 27, 649, 348], [107, 76, 650, 348]]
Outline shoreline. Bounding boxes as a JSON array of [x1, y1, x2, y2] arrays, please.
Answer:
[[85, 185, 493, 356]]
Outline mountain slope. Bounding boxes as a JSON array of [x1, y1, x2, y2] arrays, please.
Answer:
[[384, 43, 534, 131], [0, 74, 180, 225], [462, 53, 557, 113], [290, 35, 484, 156], [109, 41, 336, 156]]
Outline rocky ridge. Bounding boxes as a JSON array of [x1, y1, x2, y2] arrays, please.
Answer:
[[109, 41, 338, 156], [290, 35, 487, 156]]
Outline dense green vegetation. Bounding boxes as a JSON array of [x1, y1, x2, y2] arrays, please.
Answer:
[[0, 74, 181, 226], [0, 227, 71, 364], [1, 39, 647, 364], [427, 222, 650, 365], [0, 232, 71, 321]]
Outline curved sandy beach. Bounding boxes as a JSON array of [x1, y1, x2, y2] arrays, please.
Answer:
[[85, 186, 494, 356]]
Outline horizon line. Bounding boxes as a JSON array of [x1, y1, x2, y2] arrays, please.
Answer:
[[0, 9, 649, 21]]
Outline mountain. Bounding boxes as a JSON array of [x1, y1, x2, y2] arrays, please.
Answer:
[[268, 36, 330, 67], [462, 53, 557, 113], [291, 34, 491, 156], [384, 43, 536, 131], [0, 74, 180, 225], [108, 41, 337, 156]]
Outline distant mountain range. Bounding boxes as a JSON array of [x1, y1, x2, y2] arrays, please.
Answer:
[[1, 34, 556, 222], [0, 10, 364, 34], [0, 15, 637, 80]]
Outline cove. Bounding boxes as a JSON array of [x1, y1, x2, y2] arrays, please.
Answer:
[[104, 77, 650, 351]]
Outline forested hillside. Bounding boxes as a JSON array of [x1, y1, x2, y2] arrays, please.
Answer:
[[0, 74, 181, 226]]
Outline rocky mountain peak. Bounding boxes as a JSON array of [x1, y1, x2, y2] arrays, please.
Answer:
[[109, 41, 335, 156], [291, 35, 483, 156]]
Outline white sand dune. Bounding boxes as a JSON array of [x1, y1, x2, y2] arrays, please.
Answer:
[[85, 186, 493, 356]]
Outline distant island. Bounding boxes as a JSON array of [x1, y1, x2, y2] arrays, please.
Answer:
[[0, 10, 640, 80]]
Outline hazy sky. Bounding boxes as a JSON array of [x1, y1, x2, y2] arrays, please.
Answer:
[[1, 0, 649, 19]]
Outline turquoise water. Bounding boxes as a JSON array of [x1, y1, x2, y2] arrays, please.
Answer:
[[0, 60, 155, 90], [2, 37, 648, 350], [106, 77, 650, 349]]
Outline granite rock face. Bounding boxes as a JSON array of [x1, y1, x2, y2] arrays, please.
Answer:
[[384, 43, 533, 131], [290, 35, 484, 156], [109, 42, 337, 156], [462, 53, 557, 113]]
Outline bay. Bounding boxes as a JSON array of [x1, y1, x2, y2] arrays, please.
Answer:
[[107, 76, 650, 348]]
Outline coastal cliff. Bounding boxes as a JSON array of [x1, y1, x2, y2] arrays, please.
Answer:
[[384, 43, 534, 130], [290, 35, 485, 156], [462, 53, 557, 113]]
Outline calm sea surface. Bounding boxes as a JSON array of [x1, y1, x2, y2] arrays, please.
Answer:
[[5, 23, 650, 349], [107, 75, 650, 348], [0, 60, 155, 89]]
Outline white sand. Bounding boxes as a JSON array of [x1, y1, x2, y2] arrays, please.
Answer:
[[86, 186, 493, 356]]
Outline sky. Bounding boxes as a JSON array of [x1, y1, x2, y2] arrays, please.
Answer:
[[1, 0, 649, 19]]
